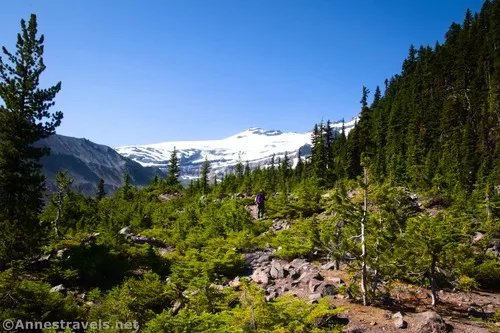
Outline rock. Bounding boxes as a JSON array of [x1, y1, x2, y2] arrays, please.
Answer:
[[81, 232, 100, 245], [56, 249, 68, 259], [288, 268, 301, 280], [129, 234, 168, 248], [394, 317, 407, 329], [158, 192, 181, 202], [320, 284, 337, 296], [472, 232, 485, 243], [172, 301, 183, 315], [289, 258, 307, 269], [467, 306, 486, 319], [119, 226, 132, 235], [327, 277, 345, 285], [271, 219, 291, 231], [413, 311, 447, 333], [266, 292, 278, 302], [308, 293, 322, 302], [486, 245, 500, 258], [269, 260, 285, 279], [210, 284, 225, 291], [320, 262, 337, 270], [251, 267, 269, 286], [50, 284, 66, 293], [158, 247, 172, 256], [392, 312, 403, 319], [39, 253, 52, 261], [370, 321, 377, 326], [256, 254, 272, 264], [229, 276, 241, 287], [309, 278, 323, 293]]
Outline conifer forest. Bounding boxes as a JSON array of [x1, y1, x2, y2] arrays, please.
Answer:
[[1, 2, 500, 333]]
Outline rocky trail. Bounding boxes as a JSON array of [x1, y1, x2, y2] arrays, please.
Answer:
[[213, 245, 500, 332]]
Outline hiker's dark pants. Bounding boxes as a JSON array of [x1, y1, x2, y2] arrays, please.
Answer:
[[257, 203, 265, 219]]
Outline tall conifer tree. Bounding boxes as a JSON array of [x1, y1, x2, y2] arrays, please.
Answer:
[[0, 14, 63, 263]]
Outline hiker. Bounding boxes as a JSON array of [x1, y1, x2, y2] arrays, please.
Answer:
[[255, 190, 266, 219]]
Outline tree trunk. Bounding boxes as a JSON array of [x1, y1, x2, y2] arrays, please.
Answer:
[[361, 165, 368, 306], [486, 186, 492, 220], [429, 257, 438, 306], [54, 191, 63, 237]]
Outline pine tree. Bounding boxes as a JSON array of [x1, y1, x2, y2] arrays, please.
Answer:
[[244, 161, 251, 177], [96, 178, 106, 201], [235, 152, 244, 180], [51, 170, 73, 238], [166, 146, 181, 186], [122, 173, 132, 200], [295, 148, 304, 182], [0, 14, 63, 263], [200, 157, 210, 195]]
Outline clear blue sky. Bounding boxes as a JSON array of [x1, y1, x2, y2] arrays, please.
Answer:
[[0, 0, 484, 147]]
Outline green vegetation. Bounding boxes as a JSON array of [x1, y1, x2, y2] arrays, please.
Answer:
[[2, 3, 500, 332]]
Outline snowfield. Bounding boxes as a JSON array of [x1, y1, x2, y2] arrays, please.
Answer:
[[116, 117, 357, 178]]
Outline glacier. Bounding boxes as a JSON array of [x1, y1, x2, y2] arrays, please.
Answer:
[[116, 117, 357, 181]]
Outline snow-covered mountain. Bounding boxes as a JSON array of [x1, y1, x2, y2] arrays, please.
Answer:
[[116, 117, 357, 181]]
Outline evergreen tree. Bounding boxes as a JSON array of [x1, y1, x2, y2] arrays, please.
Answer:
[[96, 178, 106, 201], [244, 161, 251, 178], [234, 152, 244, 180], [295, 148, 304, 182], [122, 173, 132, 200], [166, 146, 181, 186], [51, 169, 73, 238], [0, 14, 63, 263], [200, 157, 210, 195]]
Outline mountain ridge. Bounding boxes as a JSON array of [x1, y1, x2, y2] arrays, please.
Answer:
[[36, 134, 165, 196], [116, 117, 358, 180]]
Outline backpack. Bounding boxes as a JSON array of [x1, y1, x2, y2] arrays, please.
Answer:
[[256, 193, 264, 204]]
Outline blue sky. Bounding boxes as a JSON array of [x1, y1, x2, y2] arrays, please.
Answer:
[[0, 0, 484, 147]]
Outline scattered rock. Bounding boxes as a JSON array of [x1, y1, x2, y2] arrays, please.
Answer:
[[82, 232, 100, 244], [269, 260, 285, 279], [266, 292, 278, 302], [271, 219, 291, 232], [119, 226, 132, 235], [393, 317, 407, 329], [392, 312, 403, 319], [467, 306, 486, 319], [229, 276, 241, 287], [327, 277, 345, 285], [320, 262, 337, 270], [472, 231, 485, 243], [413, 311, 447, 333], [50, 284, 66, 293], [308, 278, 323, 293], [158, 192, 181, 202], [308, 293, 322, 302], [172, 301, 183, 315], [129, 234, 169, 248], [251, 267, 270, 286], [56, 249, 68, 259], [320, 284, 337, 297]]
